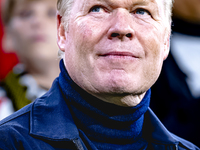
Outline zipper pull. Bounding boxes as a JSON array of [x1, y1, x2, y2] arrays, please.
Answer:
[[72, 138, 85, 150]]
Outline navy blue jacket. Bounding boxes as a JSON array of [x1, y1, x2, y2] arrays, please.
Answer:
[[0, 77, 199, 150]]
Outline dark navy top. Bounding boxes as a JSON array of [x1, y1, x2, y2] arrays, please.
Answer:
[[0, 60, 198, 150]]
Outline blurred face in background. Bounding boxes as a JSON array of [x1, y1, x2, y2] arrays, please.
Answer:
[[5, 0, 58, 64]]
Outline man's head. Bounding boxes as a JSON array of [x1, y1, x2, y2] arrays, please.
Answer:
[[57, 0, 173, 107], [1, 0, 58, 66]]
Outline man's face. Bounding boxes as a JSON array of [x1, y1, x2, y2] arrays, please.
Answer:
[[58, 0, 170, 106]]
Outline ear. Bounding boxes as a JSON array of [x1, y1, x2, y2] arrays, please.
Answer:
[[2, 27, 15, 52], [163, 32, 170, 60], [57, 12, 66, 52]]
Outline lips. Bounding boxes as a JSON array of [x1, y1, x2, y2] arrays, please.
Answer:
[[31, 35, 46, 42], [99, 51, 139, 58]]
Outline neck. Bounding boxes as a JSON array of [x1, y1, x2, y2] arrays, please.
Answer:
[[93, 92, 146, 107]]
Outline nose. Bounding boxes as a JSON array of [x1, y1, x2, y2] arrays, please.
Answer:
[[107, 9, 135, 40], [31, 14, 44, 29]]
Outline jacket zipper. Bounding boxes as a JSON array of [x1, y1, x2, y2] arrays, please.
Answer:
[[175, 144, 178, 150], [72, 138, 85, 150]]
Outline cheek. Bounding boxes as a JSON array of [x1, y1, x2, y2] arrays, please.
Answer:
[[11, 30, 26, 51], [65, 22, 95, 67], [73, 18, 105, 46], [70, 21, 99, 60], [139, 27, 165, 80], [146, 36, 164, 71], [139, 25, 165, 60], [11, 25, 30, 48], [12, 20, 28, 36], [47, 23, 57, 39], [74, 21, 93, 42]]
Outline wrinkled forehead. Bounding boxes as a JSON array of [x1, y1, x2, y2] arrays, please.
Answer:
[[71, 0, 166, 18], [72, 0, 165, 14], [72, 0, 164, 6]]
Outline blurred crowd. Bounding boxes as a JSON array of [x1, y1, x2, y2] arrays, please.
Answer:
[[0, 0, 18, 81], [0, 0, 59, 119], [0, 0, 200, 147]]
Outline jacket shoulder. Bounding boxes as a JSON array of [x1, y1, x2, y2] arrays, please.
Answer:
[[171, 133, 200, 150], [0, 102, 32, 126], [0, 103, 33, 149], [145, 108, 200, 150]]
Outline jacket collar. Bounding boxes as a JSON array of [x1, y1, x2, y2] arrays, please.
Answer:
[[30, 78, 79, 141], [143, 108, 179, 145], [29, 77, 179, 146]]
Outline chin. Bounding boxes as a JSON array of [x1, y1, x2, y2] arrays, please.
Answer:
[[99, 84, 137, 95]]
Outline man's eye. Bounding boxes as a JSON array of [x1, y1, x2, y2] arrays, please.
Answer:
[[89, 6, 103, 13], [134, 9, 150, 15]]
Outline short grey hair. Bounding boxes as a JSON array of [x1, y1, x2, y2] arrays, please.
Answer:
[[57, 0, 74, 30], [57, 0, 74, 58], [164, 0, 174, 28]]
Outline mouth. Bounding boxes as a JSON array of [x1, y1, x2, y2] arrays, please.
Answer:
[[99, 51, 138, 59], [31, 35, 46, 42]]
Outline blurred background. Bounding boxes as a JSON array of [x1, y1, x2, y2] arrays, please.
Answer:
[[0, 0, 59, 120], [0, 0, 18, 81], [151, 0, 200, 147]]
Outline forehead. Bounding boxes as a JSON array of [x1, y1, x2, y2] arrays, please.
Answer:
[[71, 0, 165, 19], [12, 0, 57, 11], [73, 0, 163, 6], [71, 0, 164, 14]]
